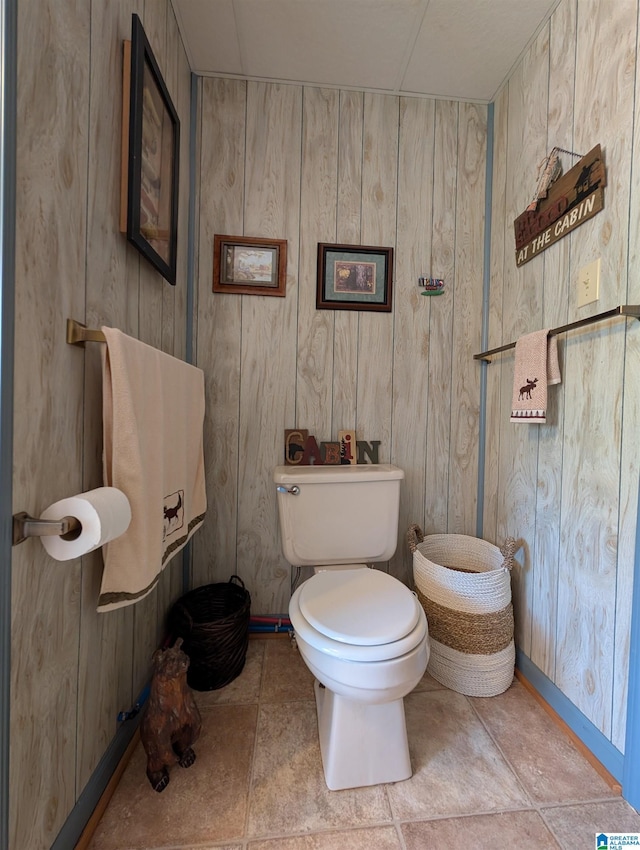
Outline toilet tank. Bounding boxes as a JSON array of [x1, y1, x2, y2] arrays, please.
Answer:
[[273, 464, 404, 566]]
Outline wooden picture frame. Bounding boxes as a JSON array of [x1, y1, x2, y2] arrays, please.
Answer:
[[213, 235, 287, 296], [125, 14, 180, 285], [317, 243, 394, 312]]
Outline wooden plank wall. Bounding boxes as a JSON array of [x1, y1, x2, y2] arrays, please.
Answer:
[[193, 81, 487, 614], [485, 0, 640, 755], [11, 2, 191, 848]]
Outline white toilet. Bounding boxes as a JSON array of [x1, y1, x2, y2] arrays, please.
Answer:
[[273, 463, 429, 791]]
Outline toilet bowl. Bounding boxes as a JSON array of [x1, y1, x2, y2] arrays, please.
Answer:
[[273, 463, 429, 790], [289, 567, 429, 790]]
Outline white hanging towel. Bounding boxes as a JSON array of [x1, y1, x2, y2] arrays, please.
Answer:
[[510, 329, 561, 424], [98, 327, 207, 612]]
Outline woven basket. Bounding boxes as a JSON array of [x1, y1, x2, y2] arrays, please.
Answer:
[[168, 575, 251, 691], [408, 525, 519, 697]]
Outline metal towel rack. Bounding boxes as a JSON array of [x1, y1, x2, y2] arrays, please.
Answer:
[[474, 304, 640, 362]]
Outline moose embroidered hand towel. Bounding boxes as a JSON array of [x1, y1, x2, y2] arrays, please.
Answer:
[[510, 329, 561, 424], [98, 328, 207, 612]]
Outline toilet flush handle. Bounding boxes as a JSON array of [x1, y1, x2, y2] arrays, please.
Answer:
[[276, 485, 300, 495]]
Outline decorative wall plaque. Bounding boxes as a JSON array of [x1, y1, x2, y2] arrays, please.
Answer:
[[514, 145, 606, 267]]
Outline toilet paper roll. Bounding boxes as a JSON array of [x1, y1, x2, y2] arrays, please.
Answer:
[[39, 487, 132, 561]]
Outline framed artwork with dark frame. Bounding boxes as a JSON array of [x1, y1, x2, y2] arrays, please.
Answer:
[[213, 235, 287, 296], [126, 14, 180, 285], [317, 243, 394, 312]]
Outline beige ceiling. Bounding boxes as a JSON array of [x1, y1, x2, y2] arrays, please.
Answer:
[[172, 0, 561, 103]]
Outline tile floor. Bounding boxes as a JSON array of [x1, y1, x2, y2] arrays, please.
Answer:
[[87, 637, 640, 850]]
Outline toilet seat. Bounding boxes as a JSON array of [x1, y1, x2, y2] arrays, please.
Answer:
[[291, 569, 427, 662], [290, 589, 427, 663], [299, 568, 420, 645]]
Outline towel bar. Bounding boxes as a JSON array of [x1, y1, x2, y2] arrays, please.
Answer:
[[66, 318, 106, 346], [474, 304, 640, 362], [12, 512, 81, 546]]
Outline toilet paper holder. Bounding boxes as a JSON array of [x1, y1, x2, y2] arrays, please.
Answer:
[[12, 512, 81, 546]]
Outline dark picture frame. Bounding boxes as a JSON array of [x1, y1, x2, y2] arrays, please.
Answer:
[[317, 243, 394, 312], [126, 14, 180, 285], [213, 235, 287, 296]]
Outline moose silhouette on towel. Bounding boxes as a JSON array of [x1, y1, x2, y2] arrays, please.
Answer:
[[518, 377, 538, 400], [163, 490, 184, 539]]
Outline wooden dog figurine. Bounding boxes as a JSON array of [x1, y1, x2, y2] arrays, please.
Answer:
[[140, 638, 202, 792]]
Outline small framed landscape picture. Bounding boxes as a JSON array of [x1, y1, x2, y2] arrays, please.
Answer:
[[317, 243, 394, 312], [213, 235, 287, 296]]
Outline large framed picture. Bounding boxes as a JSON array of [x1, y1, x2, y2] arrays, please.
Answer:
[[213, 235, 287, 296], [317, 243, 394, 312], [126, 14, 180, 285]]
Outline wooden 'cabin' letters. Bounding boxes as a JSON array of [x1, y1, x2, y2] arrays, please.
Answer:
[[284, 429, 381, 465]]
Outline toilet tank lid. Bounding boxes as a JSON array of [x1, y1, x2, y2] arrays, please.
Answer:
[[273, 463, 404, 484]]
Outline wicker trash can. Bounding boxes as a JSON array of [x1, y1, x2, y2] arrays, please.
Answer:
[[168, 575, 251, 691], [407, 525, 519, 697]]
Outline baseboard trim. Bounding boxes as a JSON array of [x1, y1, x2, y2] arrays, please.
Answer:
[[49, 711, 142, 850], [516, 650, 624, 787], [73, 728, 140, 850], [514, 668, 621, 794], [249, 631, 292, 640]]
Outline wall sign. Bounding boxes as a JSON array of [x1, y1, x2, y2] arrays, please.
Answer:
[[514, 145, 606, 267]]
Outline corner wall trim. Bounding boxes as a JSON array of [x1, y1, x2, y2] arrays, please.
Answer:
[[50, 712, 142, 850], [182, 71, 199, 595], [516, 649, 624, 783], [186, 71, 197, 370], [622, 471, 640, 810], [476, 101, 494, 539]]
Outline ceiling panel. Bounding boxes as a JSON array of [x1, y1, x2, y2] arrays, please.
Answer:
[[403, 0, 559, 101], [172, 0, 561, 102], [174, 0, 244, 76], [233, 0, 424, 91]]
